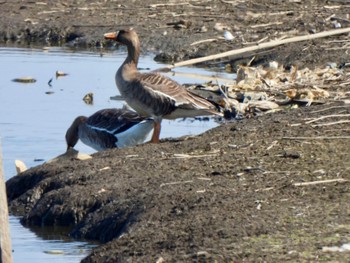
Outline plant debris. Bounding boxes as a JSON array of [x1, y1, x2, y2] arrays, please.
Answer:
[[187, 62, 348, 119]]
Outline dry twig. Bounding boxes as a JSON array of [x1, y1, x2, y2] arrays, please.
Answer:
[[304, 114, 350, 124], [190, 38, 218, 46], [310, 105, 350, 113], [311, 120, 350, 127], [294, 178, 347, 186], [160, 180, 193, 187], [160, 27, 350, 70], [282, 136, 350, 140]]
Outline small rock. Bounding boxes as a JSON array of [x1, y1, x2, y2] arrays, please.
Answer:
[[225, 63, 233, 73], [15, 160, 27, 174], [199, 26, 207, 33], [97, 188, 107, 194], [269, 61, 279, 70], [99, 166, 110, 171], [44, 250, 64, 255], [197, 251, 210, 257], [321, 244, 350, 253], [12, 77, 36, 83], [224, 30, 234, 41], [56, 70, 69, 78], [83, 93, 93, 104], [166, 19, 192, 29], [156, 256, 165, 263], [326, 62, 337, 69], [214, 22, 230, 32], [282, 151, 301, 159]]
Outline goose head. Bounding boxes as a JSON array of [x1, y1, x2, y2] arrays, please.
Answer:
[[65, 116, 86, 150], [104, 28, 140, 48], [104, 28, 140, 64]]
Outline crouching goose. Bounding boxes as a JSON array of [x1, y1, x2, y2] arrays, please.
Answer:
[[104, 28, 222, 143], [65, 108, 154, 151]]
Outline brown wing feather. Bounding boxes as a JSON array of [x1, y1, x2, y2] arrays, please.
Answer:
[[139, 72, 217, 111]]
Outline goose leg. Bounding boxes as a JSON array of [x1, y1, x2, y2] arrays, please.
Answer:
[[150, 121, 161, 143]]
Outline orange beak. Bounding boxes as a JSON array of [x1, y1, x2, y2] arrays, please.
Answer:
[[104, 32, 118, 40]]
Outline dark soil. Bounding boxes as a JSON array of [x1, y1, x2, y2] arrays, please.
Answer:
[[1, 0, 350, 68], [4, 0, 350, 262]]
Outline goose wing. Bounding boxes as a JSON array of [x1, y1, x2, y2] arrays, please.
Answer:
[[139, 73, 218, 111], [86, 108, 147, 135]]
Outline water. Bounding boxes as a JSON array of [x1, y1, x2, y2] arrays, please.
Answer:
[[10, 216, 96, 263], [0, 47, 235, 262]]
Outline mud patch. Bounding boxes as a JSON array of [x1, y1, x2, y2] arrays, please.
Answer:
[[1, 0, 350, 68], [7, 102, 350, 262], [4, 0, 350, 262]]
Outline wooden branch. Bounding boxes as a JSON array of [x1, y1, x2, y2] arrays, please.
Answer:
[[331, 17, 350, 24], [294, 178, 347, 186], [162, 27, 350, 69], [310, 105, 350, 113], [0, 141, 13, 263], [324, 46, 350, 50], [324, 128, 350, 133], [255, 178, 348, 190], [311, 120, 350, 127], [255, 187, 274, 192], [190, 38, 218, 46], [250, 21, 284, 28], [282, 136, 350, 140], [305, 114, 350, 124], [171, 153, 219, 159], [149, 3, 190, 8], [266, 140, 278, 151], [340, 81, 350, 86]]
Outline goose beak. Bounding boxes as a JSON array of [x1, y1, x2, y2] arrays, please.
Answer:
[[104, 32, 118, 40]]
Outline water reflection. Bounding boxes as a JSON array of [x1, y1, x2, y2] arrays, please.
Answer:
[[0, 46, 235, 262], [10, 216, 97, 263]]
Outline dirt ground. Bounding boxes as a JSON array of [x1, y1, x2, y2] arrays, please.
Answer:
[[4, 0, 350, 262]]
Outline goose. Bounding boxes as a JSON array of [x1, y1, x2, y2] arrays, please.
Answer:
[[104, 28, 222, 143], [65, 108, 154, 151]]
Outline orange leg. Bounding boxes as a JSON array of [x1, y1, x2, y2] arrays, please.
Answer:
[[150, 121, 161, 143]]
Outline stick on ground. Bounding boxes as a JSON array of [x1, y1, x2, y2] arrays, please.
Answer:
[[161, 27, 350, 70]]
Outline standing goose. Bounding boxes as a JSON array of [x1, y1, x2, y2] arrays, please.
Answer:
[[65, 108, 154, 151], [104, 28, 222, 143]]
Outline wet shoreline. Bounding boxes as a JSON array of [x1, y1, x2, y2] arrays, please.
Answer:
[[4, 1, 350, 262], [1, 0, 350, 68]]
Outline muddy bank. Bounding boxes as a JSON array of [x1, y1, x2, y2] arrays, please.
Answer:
[[1, 0, 350, 68], [7, 102, 350, 262], [4, 0, 350, 262]]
